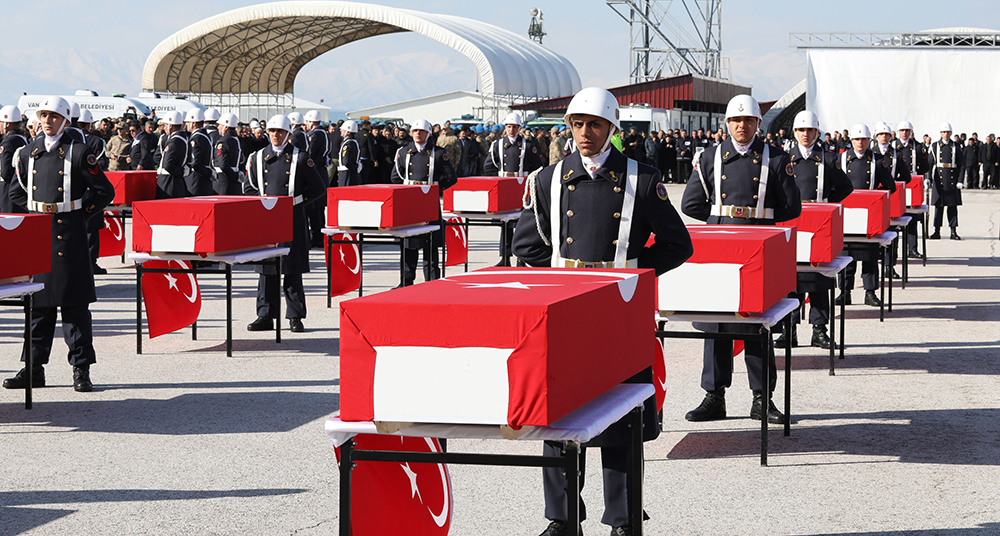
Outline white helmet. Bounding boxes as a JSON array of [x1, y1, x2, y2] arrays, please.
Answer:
[[563, 87, 620, 131], [873, 121, 892, 136], [897, 120, 914, 131], [204, 108, 221, 122], [725, 94, 762, 121], [341, 120, 358, 133], [265, 114, 291, 132], [79, 109, 94, 124], [218, 112, 239, 129], [36, 96, 72, 121], [411, 119, 432, 133], [162, 110, 185, 126], [850, 123, 872, 139], [939, 122, 953, 132], [70, 102, 81, 120], [287, 111, 305, 125], [792, 110, 820, 130], [304, 110, 322, 123], [0, 105, 22, 123], [501, 112, 523, 126], [250, 120, 261, 130], [185, 108, 205, 123]]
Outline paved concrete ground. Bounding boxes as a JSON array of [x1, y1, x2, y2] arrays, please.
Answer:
[[2, 187, 998, 536]]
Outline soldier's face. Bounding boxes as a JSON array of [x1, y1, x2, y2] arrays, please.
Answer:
[[268, 128, 289, 146], [851, 138, 870, 153], [412, 129, 429, 145], [569, 114, 612, 157], [941, 131, 952, 141], [726, 116, 758, 145], [898, 129, 912, 141], [794, 127, 817, 147], [38, 111, 67, 136], [505, 124, 519, 138], [876, 133, 892, 145]]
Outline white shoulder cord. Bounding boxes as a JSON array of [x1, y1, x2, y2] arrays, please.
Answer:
[[612, 159, 639, 267], [548, 160, 564, 266], [816, 152, 827, 202], [13, 147, 23, 188], [522, 166, 549, 246]]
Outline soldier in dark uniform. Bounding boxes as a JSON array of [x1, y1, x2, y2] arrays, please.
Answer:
[[287, 112, 308, 151], [212, 113, 243, 195], [837, 124, 897, 307], [928, 123, 963, 240], [894, 121, 930, 258], [327, 124, 342, 187], [681, 94, 801, 426], [3, 96, 114, 393], [776, 111, 853, 350], [244, 115, 326, 333], [304, 111, 331, 247], [0, 105, 29, 214], [484, 112, 543, 265], [872, 121, 912, 278], [338, 121, 362, 187], [389, 119, 457, 285], [130, 118, 158, 171], [356, 121, 377, 184], [513, 87, 692, 536], [204, 108, 222, 146], [184, 108, 215, 197], [154, 111, 190, 199]]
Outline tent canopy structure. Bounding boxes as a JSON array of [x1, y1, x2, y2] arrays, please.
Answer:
[[141, 1, 581, 101]]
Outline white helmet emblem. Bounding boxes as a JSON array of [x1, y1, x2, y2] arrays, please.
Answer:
[[738, 104, 744, 112]]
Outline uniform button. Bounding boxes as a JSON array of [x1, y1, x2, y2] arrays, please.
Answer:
[[58, 171, 64, 175], [32, 170, 37, 175], [722, 175, 727, 181], [32, 186, 37, 190], [264, 170, 269, 173], [613, 187, 621, 193], [567, 184, 575, 191], [613, 212, 621, 219], [58, 187, 64, 192], [285, 184, 289, 187], [57, 235, 63, 240], [721, 193, 727, 199], [58, 252, 64, 257], [753, 195, 758, 200], [753, 177, 759, 182], [57, 219, 63, 224], [566, 237, 574, 244], [566, 210, 574, 217], [264, 182, 268, 186], [612, 239, 618, 245], [286, 171, 290, 175]]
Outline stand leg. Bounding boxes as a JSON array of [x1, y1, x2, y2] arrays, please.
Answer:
[[760, 325, 769, 467], [631, 406, 644, 536], [879, 246, 886, 322], [922, 212, 928, 266], [399, 238, 407, 287], [565, 442, 581, 536], [464, 221, 469, 273], [192, 320, 197, 341], [902, 229, 909, 287], [828, 283, 835, 376], [784, 315, 791, 437], [839, 267, 846, 359], [275, 258, 282, 344], [339, 438, 354, 536], [137, 263, 143, 354], [358, 235, 365, 297], [326, 234, 332, 308], [226, 264, 233, 357], [887, 245, 893, 313], [24, 295, 32, 410]]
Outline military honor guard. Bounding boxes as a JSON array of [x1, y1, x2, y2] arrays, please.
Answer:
[[338, 120, 362, 187], [0, 104, 29, 214], [3, 96, 115, 392], [680, 94, 801, 425], [154, 111, 190, 199], [212, 112, 243, 195], [776, 110, 853, 349], [389, 119, 457, 285], [204, 108, 222, 145], [304, 110, 331, 247], [837, 124, 897, 306], [485, 112, 543, 265], [183, 108, 216, 197], [928, 123, 963, 240], [872, 121, 911, 277], [287, 111, 308, 151], [243, 115, 326, 333], [893, 121, 930, 258], [513, 87, 693, 536]]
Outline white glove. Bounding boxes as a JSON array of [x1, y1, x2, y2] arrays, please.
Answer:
[[957, 182, 964, 190], [924, 179, 931, 189]]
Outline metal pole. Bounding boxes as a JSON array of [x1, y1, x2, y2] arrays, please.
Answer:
[[137, 263, 143, 354], [24, 294, 32, 410]]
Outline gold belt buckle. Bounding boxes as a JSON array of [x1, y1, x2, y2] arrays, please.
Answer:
[[42, 203, 57, 214], [732, 206, 747, 218]]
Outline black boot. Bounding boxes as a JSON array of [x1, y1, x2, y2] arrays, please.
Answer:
[[685, 388, 726, 421], [834, 291, 852, 306], [950, 228, 962, 240], [751, 391, 786, 424], [811, 324, 835, 350], [73, 366, 93, 393], [774, 323, 797, 348], [247, 317, 274, 331], [2, 365, 45, 389], [929, 227, 941, 239], [907, 249, 924, 259], [537, 520, 581, 536], [864, 290, 883, 307]]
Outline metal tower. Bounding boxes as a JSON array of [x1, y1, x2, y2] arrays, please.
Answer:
[[607, 0, 727, 83]]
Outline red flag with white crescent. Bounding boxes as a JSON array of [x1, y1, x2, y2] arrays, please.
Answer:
[[653, 337, 667, 412], [99, 211, 126, 258], [445, 217, 467, 267], [141, 260, 201, 338], [335, 434, 452, 536], [325, 233, 361, 297]]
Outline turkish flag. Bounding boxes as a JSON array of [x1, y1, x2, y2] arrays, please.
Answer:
[[141, 260, 201, 338], [444, 217, 467, 267], [325, 233, 361, 297], [653, 337, 667, 412], [99, 211, 126, 258], [335, 434, 452, 536]]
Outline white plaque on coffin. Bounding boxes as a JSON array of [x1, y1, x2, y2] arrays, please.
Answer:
[[843, 207, 870, 235], [452, 190, 491, 212], [338, 200, 384, 228], [658, 263, 741, 312]]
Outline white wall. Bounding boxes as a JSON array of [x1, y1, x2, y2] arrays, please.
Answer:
[[348, 92, 499, 125], [807, 48, 1000, 137]]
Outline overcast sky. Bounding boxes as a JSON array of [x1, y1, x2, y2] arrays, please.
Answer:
[[4, 1, 1000, 110]]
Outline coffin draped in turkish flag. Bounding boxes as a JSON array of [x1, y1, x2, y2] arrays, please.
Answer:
[[444, 216, 467, 267], [335, 435, 451, 536], [99, 211, 126, 258], [141, 260, 201, 338], [325, 233, 361, 297]]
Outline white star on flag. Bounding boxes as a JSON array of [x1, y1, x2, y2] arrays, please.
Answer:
[[458, 281, 561, 290], [400, 462, 423, 503], [164, 273, 179, 291]]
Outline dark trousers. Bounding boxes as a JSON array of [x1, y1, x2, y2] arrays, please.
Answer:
[[256, 272, 306, 319], [988, 165, 1000, 188], [697, 322, 777, 392], [308, 200, 326, 245], [906, 214, 922, 253], [963, 165, 980, 188], [21, 304, 96, 367], [360, 159, 372, 184], [498, 221, 516, 262], [933, 204, 959, 228], [403, 231, 442, 284], [676, 160, 692, 184], [543, 441, 634, 528], [843, 259, 878, 291], [87, 212, 103, 264]]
